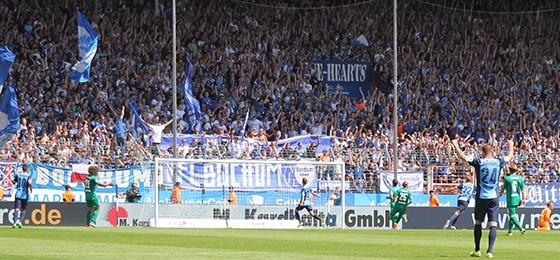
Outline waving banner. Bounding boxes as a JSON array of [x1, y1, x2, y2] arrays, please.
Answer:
[[379, 170, 424, 193], [0, 161, 17, 198], [0, 163, 154, 203], [525, 183, 560, 208], [160, 161, 323, 191], [160, 134, 334, 156], [0, 45, 16, 87], [312, 60, 373, 98], [68, 11, 99, 82]]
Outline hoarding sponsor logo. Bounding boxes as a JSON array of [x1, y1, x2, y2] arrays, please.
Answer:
[[1, 203, 62, 225], [246, 195, 264, 205], [107, 206, 149, 227], [345, 209, 391, 228], [244, 208, 336, 227]]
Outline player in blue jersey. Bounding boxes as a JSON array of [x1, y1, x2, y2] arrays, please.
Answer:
[[11, 164, 33, 229], [452, 138, 514, 258], [295, 178, 325, 227], [443, 174, 475, 230]]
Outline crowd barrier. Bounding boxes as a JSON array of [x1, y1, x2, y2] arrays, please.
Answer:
[[1, 202, 556, 230], [403, 207, 559, 230], [93, 204, 558, 230]]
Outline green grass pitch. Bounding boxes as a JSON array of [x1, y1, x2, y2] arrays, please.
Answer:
[[0, 227, 556, 259]]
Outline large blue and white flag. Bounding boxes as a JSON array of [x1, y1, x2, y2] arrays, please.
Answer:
[[183, 56, 202, 133], [0, 45, 16, 88], [68, 11, 99, 83], [0, 86, 20, 135]]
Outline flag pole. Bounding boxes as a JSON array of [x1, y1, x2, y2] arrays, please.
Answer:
[[171, 0, 178, 183], [171, 0, 177, 157], [392, 0, 398, 180]]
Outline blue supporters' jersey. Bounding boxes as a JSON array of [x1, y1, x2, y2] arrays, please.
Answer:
[[114, 119, 126, 134], [300, 187, 312, 206], [457, 182, 474, 201], [469, 158, 507, 199], [14, 172, 32, 200]]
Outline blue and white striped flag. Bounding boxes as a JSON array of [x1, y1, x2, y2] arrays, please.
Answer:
[[68, 11, 99, 83], [0, 45, 15, 88], [183, 56, 202, 133]]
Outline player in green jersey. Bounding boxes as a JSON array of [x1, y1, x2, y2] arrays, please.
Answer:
[[85, 166, 113, 228], [500, 164, 526, 236], [389, 179, 408, 223], [390, 181, 412, 230]]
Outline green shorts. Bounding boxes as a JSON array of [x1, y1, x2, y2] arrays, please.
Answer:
[[507, 206, 518, 216], [86, 197, 100, 208]]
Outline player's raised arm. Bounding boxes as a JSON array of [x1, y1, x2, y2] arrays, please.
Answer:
[[451, 139, 468, 162], [98, 181, 114, 187]]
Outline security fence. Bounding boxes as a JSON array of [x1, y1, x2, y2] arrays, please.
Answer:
[[3, 135, 559, 188]]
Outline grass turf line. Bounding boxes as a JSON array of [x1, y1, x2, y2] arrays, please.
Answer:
[[0, 227, 557, 259]]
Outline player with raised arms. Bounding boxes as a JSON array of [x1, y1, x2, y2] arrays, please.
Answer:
[[452, 137, 514, 258], [295, 177, 325, 228]]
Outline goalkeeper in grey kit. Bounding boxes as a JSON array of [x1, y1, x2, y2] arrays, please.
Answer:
[[295, 178, 326, 227]]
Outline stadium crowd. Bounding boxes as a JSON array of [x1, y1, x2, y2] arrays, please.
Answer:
[[0, 0, 559, 190]]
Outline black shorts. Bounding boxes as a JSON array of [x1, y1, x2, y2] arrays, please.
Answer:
[[295, 205, 314, 212], [456, 200, 469, 212], [151, 143, 161, 155], [14, 198, 28, 210], [474, 198, 499, 223]]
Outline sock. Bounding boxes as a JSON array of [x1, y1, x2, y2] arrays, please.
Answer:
[[13, 210, 19, 224], [394, 212, 402, 224], [511, 215, 523, 231], [474, 225, 482, 252], [86, 211, 92, 225], [488, 226, 497, 253], [19, 209, 27, 223], [91, 209, 99, 224], [449, 213, 459, 226], [312, 214, 321, 221], [295, 212, 301, 222]]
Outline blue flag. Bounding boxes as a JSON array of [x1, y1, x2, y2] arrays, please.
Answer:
[[68, 11, 99, 83], [0, 46, 16, 87], [129, 101, 149, 133], [0, 86, 20, 135], [183, 56, 202, 133]]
